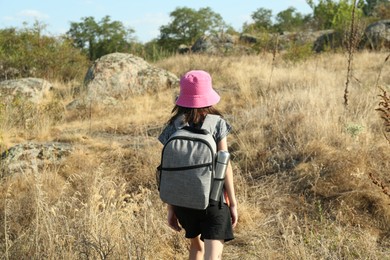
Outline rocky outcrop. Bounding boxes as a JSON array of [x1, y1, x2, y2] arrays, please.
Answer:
[[239, 34, 259, 44], [1, 142, 73, 177], [194, 21, 389, 55], [191, 33, 254, 55], [191, 33, 238, 54], [84, 53, 178, 100], [364, 19, 390, 50], [312, 30, 344, 53], [0, 78, 53, 104], [178, 44, 191, 54]]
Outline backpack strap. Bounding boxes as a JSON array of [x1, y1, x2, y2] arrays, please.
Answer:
[[173, 114, 220, 140], [202, 114, 227, 208], [200, 114, 220, 138]]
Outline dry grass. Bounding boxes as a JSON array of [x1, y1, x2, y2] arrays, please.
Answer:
[[1, 51, 390, 259]]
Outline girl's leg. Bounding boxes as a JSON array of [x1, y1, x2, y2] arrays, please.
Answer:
[[189, 235, 204, 260], [204, 239, 224, 260]]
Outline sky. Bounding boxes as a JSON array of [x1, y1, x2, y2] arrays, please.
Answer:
[[0, 0, 313, 43]]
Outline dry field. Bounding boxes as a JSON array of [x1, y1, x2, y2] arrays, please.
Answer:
[[0, 51, 390, 259]]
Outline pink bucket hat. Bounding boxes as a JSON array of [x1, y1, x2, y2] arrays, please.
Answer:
[[176, 70, 220, 108]]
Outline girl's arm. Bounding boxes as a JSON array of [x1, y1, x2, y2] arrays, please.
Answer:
[[218, 136, 238, 228], [167, 204, 181, 231]]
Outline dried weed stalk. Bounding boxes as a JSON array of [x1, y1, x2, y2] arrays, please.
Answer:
[[370, 54, 390, 199], [266, 33, 279, 93], [376, 86, 390, 143], [375, 53, 390, 143], [344, 0, 361, 107], [368, 172, 390, 199]]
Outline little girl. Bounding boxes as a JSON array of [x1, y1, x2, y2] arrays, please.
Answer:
[[158, 70, 238, 260]]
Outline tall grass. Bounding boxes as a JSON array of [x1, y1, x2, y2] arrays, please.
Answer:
[[1, 52, 390, 259]]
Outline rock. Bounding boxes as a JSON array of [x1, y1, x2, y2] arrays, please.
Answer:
[[0, 65, 19, 81], [0, 78, 53, 103], [191, 33, 237, 54], [279, 30, 334, 46], [178, 44, 191, 54], [1, 142, 73, 177], [364, 20, 390, 50], [84, 53, 178, 100], [240, 34, 259, 44], [65, 99, 86, 110], [312, 30, 343, 53]]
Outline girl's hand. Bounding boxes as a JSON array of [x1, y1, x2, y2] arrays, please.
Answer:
[[229, 204, 238, 228], [167, 205, 181, 232]]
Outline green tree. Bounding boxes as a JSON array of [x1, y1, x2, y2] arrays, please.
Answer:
[[307, 0, 339, 29], [157, 7, 227, 52], [307, 0, 365, 30], [67, 16, 135, 61], [243, 7, 272, 33], [274, 7, 307, 32], [332, 0, 364, 31]]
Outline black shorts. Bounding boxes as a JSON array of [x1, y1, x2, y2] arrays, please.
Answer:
[[173, 201, 234, 242]]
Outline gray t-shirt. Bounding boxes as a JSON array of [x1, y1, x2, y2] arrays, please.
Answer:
[[158, 114, 232, 145]]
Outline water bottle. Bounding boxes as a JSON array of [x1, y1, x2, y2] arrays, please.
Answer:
[[210, 151, 230, 201]]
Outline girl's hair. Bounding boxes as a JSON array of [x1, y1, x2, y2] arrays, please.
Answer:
[[168, 105, 223, 125]]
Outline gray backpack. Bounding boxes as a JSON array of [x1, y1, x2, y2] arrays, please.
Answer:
[[158, 115, 219, 210]]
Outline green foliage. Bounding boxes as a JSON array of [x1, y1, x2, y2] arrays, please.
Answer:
[[67, 16, 136, 61], [306, 0, 372, 30], [345, 123, 364, 137], [244, 8, 274, 33], [250, 33, 278, 53], [244, 7, 309, 34], [157, 7, 227, 52], [274, 7, 307, 32], [0, 22, 89, 82], [332, 0, 364, 31], [141, 40, 175, 62], [281, 42, 314, 63], [307, 0, 342, 29]]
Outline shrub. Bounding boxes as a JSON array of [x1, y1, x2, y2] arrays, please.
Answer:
[[0, 23, 89, 82]]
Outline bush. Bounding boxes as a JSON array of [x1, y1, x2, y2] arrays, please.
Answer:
[[282, 42, 314, 63], [0, 23, 89, 82]]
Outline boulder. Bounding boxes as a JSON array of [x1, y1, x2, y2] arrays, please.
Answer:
[[239, 34, 259, 44], [191, 33, 237, 54], [279, 30, 335, 46], [1, 142, 73, 177], [364, 20, 390, 50], [0, 78, 53, 103], [312, 30, 343, 53], [84, 53, 178, 100], [178, 44, 191, 54]]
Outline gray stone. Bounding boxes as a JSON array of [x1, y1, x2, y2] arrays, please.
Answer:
[[1, 142, 73, 177], [178, 44, 190, 54], [239, 34, 259, 44], [191, 33, 237, 54], [312, 30, 343, 53], [0, 78, 53, 103], [84, 53, 178, 100], [365, 20, 390, 50]]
